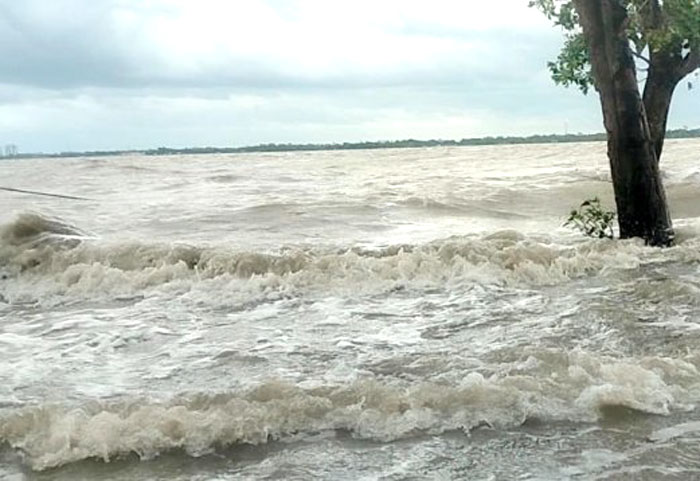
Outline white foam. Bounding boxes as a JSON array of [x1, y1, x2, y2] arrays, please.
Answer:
[[4, 212, 698, 307], [648, 421, 700, 442], [2, 350, 699, 471]]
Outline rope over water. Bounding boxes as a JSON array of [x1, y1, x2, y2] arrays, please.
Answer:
[[0, 186, 93, 201]]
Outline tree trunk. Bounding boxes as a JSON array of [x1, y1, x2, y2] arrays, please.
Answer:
[[643, 48, 700, 162], [643, 68, 676, 161], [573, 0, 674, 246], [639, 0, 675, 161], [637, 0, 700, 162]]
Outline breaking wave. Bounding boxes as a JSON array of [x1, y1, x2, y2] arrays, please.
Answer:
[[0, 212, 94, 248], [2, 349, 698, 471], [2, 212, 700, 306]]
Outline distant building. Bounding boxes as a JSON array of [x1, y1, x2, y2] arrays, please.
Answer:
[[3, 144, 18, 157]]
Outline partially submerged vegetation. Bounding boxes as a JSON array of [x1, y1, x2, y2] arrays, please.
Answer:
[[564, 198, 616, 239]]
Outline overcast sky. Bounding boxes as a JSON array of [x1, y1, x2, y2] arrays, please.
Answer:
[[1, 0, 698, 153]]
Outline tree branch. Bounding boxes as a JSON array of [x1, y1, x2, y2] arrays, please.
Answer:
[[631, 49, 651, 64], [680, 49, 700, 78], [639, 0, 664, 30]]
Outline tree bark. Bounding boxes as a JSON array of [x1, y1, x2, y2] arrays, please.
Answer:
[[645, 49, 700, 161], [573, 0, 674, 246], [643, 57, 677, 161], [638, 0, 700, 162], [638, 0, 673, 161]]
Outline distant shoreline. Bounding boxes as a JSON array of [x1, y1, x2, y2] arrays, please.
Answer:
[[7, 128, 700, 159]]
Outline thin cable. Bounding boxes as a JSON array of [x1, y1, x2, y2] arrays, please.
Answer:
[[0, 186, 93, 201]]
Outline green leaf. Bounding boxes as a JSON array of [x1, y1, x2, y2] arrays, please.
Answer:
[[530, 0, 700, 94], [563, 197, 616, 239]]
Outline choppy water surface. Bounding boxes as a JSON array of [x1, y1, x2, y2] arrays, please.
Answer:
[[1, 141, 700, 480]]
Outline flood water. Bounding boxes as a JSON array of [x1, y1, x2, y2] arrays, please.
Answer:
[[2, 140, 700, 480]]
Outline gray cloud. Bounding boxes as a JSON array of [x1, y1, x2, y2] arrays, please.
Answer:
[[0, 2, 136, 88], [0, 0, 695, 153], [0, 1, 560, 91]]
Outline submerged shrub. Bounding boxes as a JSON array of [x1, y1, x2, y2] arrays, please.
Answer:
[[564, 197, 616, 239]]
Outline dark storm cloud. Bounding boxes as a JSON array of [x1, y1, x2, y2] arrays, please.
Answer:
[[0, 0, 560, 92], [8, 0, 687, 153], [0, 2, 135, 88]]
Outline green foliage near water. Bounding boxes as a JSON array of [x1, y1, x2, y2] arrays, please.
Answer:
[[529, 0, 700, 93], [564, 197, 616, 239]]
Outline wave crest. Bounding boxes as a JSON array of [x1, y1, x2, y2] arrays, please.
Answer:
[[1, 214, 699, 305], [0, 212, 93, 248], [2, 350, 696, 471]]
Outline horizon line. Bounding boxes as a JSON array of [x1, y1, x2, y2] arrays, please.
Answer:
[[4, 126, 700, 159]]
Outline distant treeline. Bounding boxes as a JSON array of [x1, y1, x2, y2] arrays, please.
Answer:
[[142, 127, 700, 155], [13, 127, 700, 159]]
